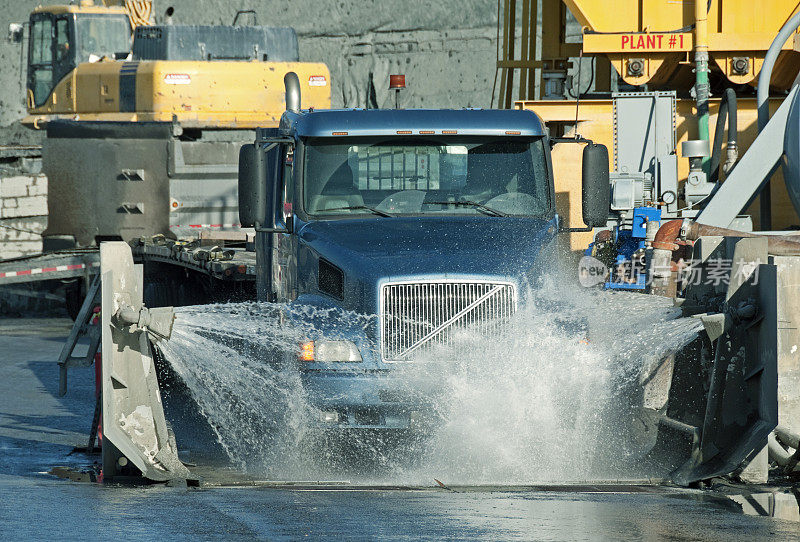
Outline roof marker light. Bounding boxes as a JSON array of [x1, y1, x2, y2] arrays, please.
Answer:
[[389, 75, 406, 89], [389, 75, 406, 110], [331, 131, 348, 136], [442, 130, 457, 134], [505, 130, 521, 135], [396, 130, 412, 135], [419, 130, 435, 135]]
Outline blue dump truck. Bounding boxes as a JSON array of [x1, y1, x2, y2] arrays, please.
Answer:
[[236, 73, 611, 430]]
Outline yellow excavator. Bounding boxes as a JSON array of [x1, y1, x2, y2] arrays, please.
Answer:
[[23, 0, 330, 129], [12, 0, 332, 253]]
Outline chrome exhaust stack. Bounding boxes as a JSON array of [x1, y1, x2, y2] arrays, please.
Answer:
[[285, 72, 301, 113]]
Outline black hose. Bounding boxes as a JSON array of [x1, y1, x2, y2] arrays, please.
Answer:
[[709, 88, 738, 183], [726, 88, 738, 145], [709, 97, 728, 181]]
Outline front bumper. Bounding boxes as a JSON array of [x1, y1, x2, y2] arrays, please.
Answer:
[[300, 370, 438, 430]]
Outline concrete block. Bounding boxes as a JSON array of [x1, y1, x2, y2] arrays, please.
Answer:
[[6, 195, 46, 218], [27, 179, 48, 197], [1, 249, 23, 259], [0, 240, 41, 258], [0, 176, 33, 198], [3, 198, 17, 208], [0, 217, 46, 247], [774, 256, 800, 435], [738, 444, 769, 484], [21, 158, 43, 175]]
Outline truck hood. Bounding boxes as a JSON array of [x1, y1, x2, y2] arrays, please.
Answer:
[[296, 216, 556, 313]]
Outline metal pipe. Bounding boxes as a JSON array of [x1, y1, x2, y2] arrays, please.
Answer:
[[284, 72, 301, 113], [694, 0, 710, 175], [756, 10, 800, 230], [649, 247, 675, 297], [768, 432, 793, 467], [710, 89, 738, 182], [709, 95, 729, 181], [684, 221, 800, 255], [649, 219, 684, 296], [724, 88, 738, 174], [775, 425, 800, 450], [115, 304, 141, 327], [652, 219, 683, 251]]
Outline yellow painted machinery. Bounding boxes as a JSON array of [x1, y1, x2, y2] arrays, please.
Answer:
[[24, 1, 330, 129], [494, 0, 800, 249], [14, 0, 332, 252], [568, 0, 800, 90]]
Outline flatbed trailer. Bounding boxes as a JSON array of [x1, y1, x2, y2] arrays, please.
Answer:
[[0, 231, 258, 316], [131, 234, 257, 308], [0, 249, 100, 317], [0, 250, 100, 285], [132, 237, 256, 282]]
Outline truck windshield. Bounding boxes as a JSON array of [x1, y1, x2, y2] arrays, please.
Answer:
[[303, 137, 550, 218], [75, 15, 132, 61]]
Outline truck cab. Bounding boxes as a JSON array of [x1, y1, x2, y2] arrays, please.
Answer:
[[238, 75, 609, 430]]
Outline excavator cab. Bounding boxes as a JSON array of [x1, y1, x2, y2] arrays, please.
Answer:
[[27, 7, 132, 109]]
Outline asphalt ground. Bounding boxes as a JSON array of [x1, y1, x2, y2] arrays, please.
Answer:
[[1, 317, 799, 541]]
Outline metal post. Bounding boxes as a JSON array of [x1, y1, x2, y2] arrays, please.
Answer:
[[694, 0, 711, 175], [504, 0, 516, 108], [519, 0, 531, 100], [255, 230, 272, 301], [527, 0, 537, 99]]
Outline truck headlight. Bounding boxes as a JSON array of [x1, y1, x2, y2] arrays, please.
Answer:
[[299, 340, 362, 362]]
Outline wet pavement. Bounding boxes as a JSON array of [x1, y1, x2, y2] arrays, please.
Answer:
[[1, 317, 799, 541]]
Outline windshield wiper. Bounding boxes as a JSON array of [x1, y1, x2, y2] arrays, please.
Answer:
[[320, 205, 395, 217], [423, 200, 508, 217]]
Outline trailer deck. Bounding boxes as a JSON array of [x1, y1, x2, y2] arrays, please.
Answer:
[[132, 237, 256, 282], [0, 250, 100, 286]]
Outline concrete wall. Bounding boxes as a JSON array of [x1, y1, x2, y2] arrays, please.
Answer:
[[0, 174, 47, 258]]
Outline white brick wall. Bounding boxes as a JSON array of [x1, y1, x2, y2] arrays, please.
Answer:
[[0, 174, 48, 258], [0, 176, 33, 198], [4, 195, 46, 218]]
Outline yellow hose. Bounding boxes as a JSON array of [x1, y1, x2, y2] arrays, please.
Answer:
[[123, 0, 153, 28]]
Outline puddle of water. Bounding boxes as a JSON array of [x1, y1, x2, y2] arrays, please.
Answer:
[[157, 276, 703, 484]]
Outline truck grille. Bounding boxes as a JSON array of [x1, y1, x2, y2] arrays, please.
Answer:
[[381, 281, 516, 361]]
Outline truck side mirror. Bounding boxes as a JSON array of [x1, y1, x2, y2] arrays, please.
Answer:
[[581, 143, 610, 228], [238, 143, 269, 228]]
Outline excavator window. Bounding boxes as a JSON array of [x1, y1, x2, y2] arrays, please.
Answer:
[[55, 19, 70, 62], [28, 15, 54, 107], [74, 15, 132, 62], [28, 14, 75, 108], [27, 12, 132, 110], [53, 17, 74, 86]]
